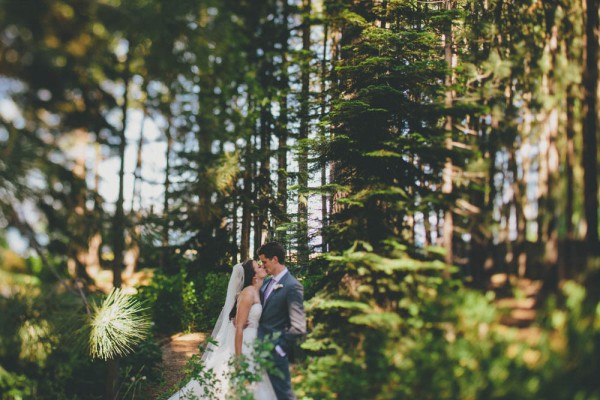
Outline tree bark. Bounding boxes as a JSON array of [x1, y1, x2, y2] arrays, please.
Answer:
[[320, 23, 329, 252], [106, 53, 130, 400], [297, 0, 312, 266], [131, 108, 146, 213], [583, 0, 599, 251], [112, 62, 130, 290], [161, 118, 172, 272], [442, 0, 456, 275]]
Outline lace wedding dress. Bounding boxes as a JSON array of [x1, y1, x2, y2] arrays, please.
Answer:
[[169, 264, 276, 400]]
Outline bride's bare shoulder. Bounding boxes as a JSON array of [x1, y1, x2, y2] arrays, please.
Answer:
[[238, 286, 255, 302]]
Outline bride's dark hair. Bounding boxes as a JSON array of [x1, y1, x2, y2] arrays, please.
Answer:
[[228, 259, 256, 320]]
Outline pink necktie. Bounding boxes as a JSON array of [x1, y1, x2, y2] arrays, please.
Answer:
[[263, 278, 276, 302]]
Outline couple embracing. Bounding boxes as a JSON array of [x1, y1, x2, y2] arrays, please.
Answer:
[[169, 242, 306, 400]]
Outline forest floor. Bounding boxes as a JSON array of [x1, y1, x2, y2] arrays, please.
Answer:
[[149, 273, 543, 398], [146, 332, 207, 398], [490, 273, 543, 342]]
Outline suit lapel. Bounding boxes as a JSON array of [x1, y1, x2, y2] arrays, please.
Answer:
[[263, 273, 290, 311]]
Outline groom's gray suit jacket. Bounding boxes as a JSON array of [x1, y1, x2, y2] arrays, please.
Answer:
[[258, 271, 306, 356]]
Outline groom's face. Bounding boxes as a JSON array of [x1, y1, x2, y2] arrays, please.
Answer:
[[259, 254, 275, 275]]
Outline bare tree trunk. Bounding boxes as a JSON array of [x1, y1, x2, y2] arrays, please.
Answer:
[[329, 28, 342, 219], [276, 93, 288, 241], [516, 87, 534, 278], [583, 0, 599, 251], [442, 0, 456, 276], [87, 142, 103, 279], [241, 133, 253, 260], [112, 64, 130, 290], [256, 111, 270, 245], [131, 109, 146, 213], [297, 0, 312, 266], [161, 118, 172, 271], [252, 131, 262, 249], [540, 23, 561, 273], [107, 53, 130, 400], [67, 128, 93, 283], [320, 23, 329, 253], [123, 109, 146, 280], [232, 193, 239, 264], [275, 0, 290, 243], [565, 88, 576, 275]]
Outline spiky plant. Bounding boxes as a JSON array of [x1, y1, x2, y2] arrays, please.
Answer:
[[89, 288, 151, 360]]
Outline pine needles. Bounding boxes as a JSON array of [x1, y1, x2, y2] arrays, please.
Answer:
[[89, 288, 151, 360]]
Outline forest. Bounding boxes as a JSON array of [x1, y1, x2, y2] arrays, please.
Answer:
[[1, 0, 599, 399]]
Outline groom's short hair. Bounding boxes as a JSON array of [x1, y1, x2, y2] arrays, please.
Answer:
[[258, 241, 286, 264]]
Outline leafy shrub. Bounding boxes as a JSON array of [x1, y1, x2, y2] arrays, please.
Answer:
[[194, 272, 230, 332], [297, 242, 600, 400], [117, 333, 164, 399], [136, 269, 201, 334], [136, 268, 230, 334]]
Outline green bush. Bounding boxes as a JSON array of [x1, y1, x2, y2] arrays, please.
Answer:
[[194, 272, 230, 332], [297, 243, 600, 400], [136, 269, 230, 334], [117, 333, 164, 399], [136, 269, 201, 334]]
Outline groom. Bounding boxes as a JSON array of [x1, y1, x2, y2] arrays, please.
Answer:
[[257, 241, 306, 400]]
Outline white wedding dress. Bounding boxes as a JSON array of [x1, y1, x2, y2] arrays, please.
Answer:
[[241, 303, 277, 400], [169, 263, 276, 400]]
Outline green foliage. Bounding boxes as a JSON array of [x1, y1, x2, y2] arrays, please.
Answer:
[[194, 272, 231, 332], [0, 286, 102, 399], [136, 269, 200, 334], [535, 281, 600, 399], [0, 271, 162, 399], [136, 269, 229, 334], [117, 334, 164, 400], [298, 244, 600, 399], [0, 365, 34, 400]]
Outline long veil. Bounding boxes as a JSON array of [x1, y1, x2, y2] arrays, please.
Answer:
[[169, 263, 244, 400], [202, 262, 244, 364]]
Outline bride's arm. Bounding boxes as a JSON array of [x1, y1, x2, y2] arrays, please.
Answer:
[[234, 289, 252, 355]]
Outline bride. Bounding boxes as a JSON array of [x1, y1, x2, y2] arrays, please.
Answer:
[[169, 259, 277, 400]]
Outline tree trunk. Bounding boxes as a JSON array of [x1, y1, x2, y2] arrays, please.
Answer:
[[131, 109, 146, 213], [68, 128, 93, 283], [540, 22, 561, 274], [256, 108, 271, 246], [442, 0, 456, 275], [162, 118, 172, 271], [320, 23, 329, 253], [232, 192, 239, 264], [565, 88, 576, 276], [583, 0, 599, 252], [87, 142, 103, 279], [106, 54, 130, 400], [241, 141, 252, 261], [275, 0, 290, 243], [276, 91, 289, 242], [297, 0, 312, 266], [329, 27, 342, 220], [112, 63, 130, 289]]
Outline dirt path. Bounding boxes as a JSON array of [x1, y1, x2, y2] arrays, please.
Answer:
[[490, 273, 543, 341], [151, 332, 207, 398]]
